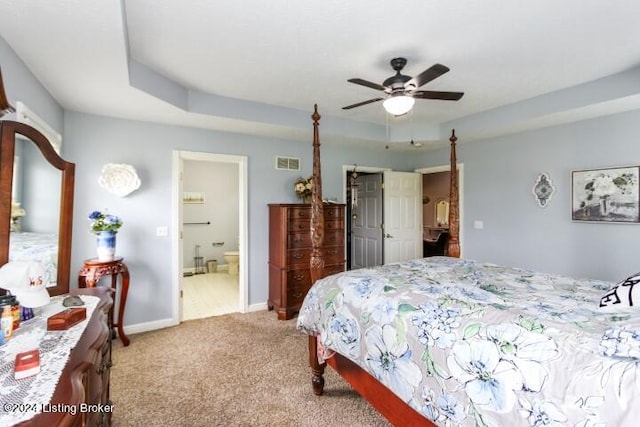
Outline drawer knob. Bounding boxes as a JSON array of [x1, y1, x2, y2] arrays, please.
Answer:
[[293, 253, 304, 259], [293, 290, 303, 298], [294, 274, 304, 280]]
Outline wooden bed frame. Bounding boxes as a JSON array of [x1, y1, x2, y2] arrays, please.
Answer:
[[306, 105, 459, 426]]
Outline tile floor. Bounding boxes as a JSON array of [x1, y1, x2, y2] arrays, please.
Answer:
[[182, 272, 239, 321]]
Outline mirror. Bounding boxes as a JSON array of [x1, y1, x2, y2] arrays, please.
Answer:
[[435, 199, 450, 227], [0, 120, 75, 296]]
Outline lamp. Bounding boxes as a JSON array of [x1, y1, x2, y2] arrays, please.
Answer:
[[383, 94, 415, 116]]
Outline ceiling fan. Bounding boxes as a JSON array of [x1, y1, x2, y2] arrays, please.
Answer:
[[342, 57, 464, 116]]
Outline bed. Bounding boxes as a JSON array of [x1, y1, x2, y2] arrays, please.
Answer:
[[296, 106, 640, 426], [9, 231, 58, 286]]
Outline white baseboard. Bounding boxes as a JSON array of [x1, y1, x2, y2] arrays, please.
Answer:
[[123, 302, 268, 336], [248, 302, 268, 312], [124, 317, 177, 335]]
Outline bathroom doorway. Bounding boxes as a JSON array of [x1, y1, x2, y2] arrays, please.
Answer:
[[172, 151, 248, 324]]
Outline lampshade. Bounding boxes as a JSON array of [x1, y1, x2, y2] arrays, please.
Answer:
[[383, 95, 415, 116]]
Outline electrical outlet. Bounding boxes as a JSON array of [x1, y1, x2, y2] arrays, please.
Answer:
[[156, 226, 168, 237], [473, 220, 484, 230]]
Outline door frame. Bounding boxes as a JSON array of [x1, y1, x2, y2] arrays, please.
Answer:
[[171, 150, 249, 325], [415, 163, 465, 257]]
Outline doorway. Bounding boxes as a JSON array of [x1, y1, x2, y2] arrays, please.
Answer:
[[416, 164, 464, 258], [344, 164, 464, 269], [171, 151, 248, 325]]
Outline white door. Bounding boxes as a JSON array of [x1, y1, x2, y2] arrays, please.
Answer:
[[350, 173, 383, 269], [174, 153, 185, 322], [383, 171, 422, 264]]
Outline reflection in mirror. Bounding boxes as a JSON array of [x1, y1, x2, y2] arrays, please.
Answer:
[[9, 137, 61, 287], [435, 199, 450, 227], [0, 121, 75, 297]]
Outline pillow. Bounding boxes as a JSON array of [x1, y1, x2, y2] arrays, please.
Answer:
[[599, 273, 640, 311]]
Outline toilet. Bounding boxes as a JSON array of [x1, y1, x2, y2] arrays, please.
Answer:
[[223, 251, 240, 275]]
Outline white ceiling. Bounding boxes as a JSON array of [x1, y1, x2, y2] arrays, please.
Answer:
[[1, 0, 640, 149]]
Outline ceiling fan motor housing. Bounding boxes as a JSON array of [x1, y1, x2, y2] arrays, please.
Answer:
[[383, 57, 412, 91]]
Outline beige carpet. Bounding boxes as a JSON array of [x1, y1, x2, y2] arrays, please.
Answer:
[[111, 310, 391, 427]]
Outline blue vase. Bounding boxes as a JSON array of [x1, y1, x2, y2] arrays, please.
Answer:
[[96, 231, 117, 261]]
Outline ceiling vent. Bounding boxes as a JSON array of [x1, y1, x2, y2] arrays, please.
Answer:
[[275, 156, 300, 171], [16, 101, 62, 154]]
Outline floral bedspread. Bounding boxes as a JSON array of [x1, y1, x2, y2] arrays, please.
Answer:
[[9, 231, 58, 286], [296, 257, 640, 427]]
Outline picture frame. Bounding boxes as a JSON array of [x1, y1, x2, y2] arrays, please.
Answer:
[[183, 191, 205, 204], [571, 166, 640, 223]]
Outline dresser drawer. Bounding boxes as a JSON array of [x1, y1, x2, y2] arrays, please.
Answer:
[[288, 248, 311, 266], [289, 219, 311, 232], [287, 284, 308, 306], [323, 230, 343, 246], [324, 206, 343, 219], [288, 206, 311, 219], [324, 263, 345, 277], [322, 246, 344, 265], [289, 232, 312, 249], [288, 246, 344, 267], [324, 219, 343, 231], [287, 269, 311, 287]]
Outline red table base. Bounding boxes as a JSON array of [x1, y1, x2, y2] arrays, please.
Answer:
[[78, 257, 130, 346]]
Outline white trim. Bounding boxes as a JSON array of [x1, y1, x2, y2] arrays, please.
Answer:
[[415, 163, 465, 257], [172, 150, 249, 327], [341, 164, 391, 203], [124, 317, 177, 335], [248, 302, 268, 312], [15, 101, 62, 153]]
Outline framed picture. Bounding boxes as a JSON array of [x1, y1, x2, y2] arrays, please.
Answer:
[[571, 166, 639, 223], [183, 191, 205, 204]]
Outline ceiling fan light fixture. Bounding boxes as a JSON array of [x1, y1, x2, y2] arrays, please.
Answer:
[[383, 95, 415, 116]]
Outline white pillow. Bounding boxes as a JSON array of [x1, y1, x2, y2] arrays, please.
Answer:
[[599, 273, 640, 311]]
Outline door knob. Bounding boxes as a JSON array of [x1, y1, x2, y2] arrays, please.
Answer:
[[384, 233, 393, 238]]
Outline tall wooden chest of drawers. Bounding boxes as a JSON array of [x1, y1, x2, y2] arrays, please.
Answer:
[[268, 203, 345, 320]]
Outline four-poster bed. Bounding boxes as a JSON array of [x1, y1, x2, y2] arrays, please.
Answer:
[[298, 105, 640, 426]]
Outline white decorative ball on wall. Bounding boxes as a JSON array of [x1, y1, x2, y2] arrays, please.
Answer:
[[98, 163, 141, 197]]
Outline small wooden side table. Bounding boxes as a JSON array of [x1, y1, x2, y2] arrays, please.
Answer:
[[78, 257, 130, 346]]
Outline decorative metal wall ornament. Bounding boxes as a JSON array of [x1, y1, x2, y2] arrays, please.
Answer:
[[532, 172, 556, 208]]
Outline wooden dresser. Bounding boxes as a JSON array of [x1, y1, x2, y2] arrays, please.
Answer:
[[17, 287, 114, 427], [268, 203, 345, 320]]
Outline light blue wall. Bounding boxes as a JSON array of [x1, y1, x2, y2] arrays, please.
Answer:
[[0, 37, 63, 136], [3, 33, 639, 330], [63, 112, 412, 326], [410, 112, 640, 282]]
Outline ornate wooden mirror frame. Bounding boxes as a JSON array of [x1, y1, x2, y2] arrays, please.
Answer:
[[0, 121, 75, 296]]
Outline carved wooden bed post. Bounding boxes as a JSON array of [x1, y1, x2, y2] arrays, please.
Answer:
[[447, 129, 460, 258], [308, 104, 327, 395], [309, 104, 325, 284]]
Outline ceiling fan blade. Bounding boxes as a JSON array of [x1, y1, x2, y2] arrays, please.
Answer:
[[405, 63, 450, 89], [412, 90, 464, 101], [347, 78, 388, 92], [342, 97, 384, 110]]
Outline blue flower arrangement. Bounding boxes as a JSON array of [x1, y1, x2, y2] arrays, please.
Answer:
[[88, 210, 123, 233]]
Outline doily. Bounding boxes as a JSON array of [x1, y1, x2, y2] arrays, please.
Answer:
[[0, 295, 100, 425], [98, 163, 141, 197]]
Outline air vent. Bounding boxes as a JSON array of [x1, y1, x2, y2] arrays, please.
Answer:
[[275, 156, 300, 171]]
